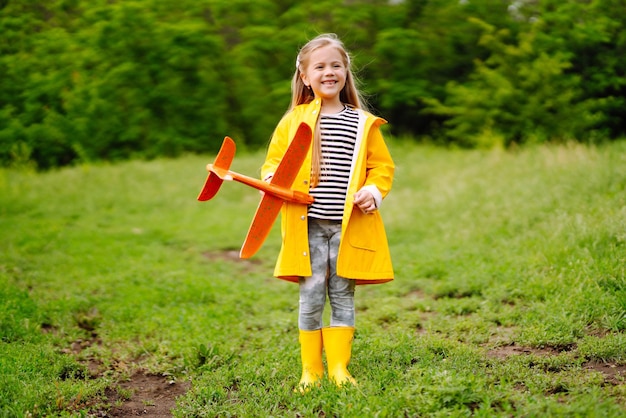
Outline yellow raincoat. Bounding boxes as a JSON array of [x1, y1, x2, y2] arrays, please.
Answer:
[[262, 100, 395, 285]]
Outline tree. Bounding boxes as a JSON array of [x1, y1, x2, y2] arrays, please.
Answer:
[[423, 0, 625, 146], [1, 0, 625, 168]]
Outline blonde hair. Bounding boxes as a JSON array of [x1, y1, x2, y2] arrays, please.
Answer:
[[289, 33, 367, 187]]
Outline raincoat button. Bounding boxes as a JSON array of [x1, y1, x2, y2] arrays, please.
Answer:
[[300, 215, 306, 220], [303, 251, 308, 256], [303, 180, 308, 185], [312, 110, 317, 114]]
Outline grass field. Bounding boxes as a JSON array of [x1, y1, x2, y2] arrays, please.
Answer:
[[1, 139, 626, 416]]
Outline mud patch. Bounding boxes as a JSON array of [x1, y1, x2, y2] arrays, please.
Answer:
[[106, 372, 190, 417], [584, 361, 626, 385], [487, 343, 563, 359], [202, 249, 263, 272], [487, 343, 625, 385], [64, 334, 191, 416]]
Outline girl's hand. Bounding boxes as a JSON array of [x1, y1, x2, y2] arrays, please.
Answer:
[[353, 190, 377, 214]]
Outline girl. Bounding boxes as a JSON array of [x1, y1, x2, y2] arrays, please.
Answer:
[[261, 33, 394, 391]]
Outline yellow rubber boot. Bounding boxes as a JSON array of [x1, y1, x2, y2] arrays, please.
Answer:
[[296, 329, 324, 392], [322, 327, 357, 386]]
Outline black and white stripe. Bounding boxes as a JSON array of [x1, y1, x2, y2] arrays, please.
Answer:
[[308, 106, 359, 220]]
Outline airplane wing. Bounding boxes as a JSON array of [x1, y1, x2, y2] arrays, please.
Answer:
[[239, 123, 312, 258], [239, 193, 283, 259], [270, 123, 311, 188]]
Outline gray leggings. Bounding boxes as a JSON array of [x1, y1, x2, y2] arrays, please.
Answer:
[[298, 218, 356, 330]]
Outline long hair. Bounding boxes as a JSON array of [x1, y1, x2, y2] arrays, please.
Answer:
[[289, 34, 367, 187]]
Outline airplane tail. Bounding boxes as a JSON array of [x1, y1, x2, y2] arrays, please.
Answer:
[[197, 137, 236, 201]]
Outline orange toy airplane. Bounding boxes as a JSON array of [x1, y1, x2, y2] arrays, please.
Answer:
[[198, 122, 313, 258]]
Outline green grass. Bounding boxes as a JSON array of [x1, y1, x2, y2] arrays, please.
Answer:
[[1, 139, 625, 416]]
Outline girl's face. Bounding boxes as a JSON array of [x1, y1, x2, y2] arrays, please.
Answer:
[[300, 45, 347, 108]]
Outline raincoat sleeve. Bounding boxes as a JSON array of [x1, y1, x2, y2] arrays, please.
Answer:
[[361, 120, 394, 208]]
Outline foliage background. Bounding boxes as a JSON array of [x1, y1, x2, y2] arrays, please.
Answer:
[[1, 0, 626, 169]]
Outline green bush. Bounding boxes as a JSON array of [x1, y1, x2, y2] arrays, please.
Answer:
[[1, 0, 625, 168]]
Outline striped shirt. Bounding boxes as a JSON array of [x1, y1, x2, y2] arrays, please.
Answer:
[[308, 106, 359, 220]]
